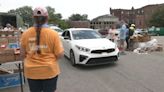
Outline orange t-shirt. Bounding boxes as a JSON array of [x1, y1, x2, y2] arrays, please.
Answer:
[[21, 27, 64, 79]]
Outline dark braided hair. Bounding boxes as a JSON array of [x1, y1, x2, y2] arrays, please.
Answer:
[[34, 16, 47, 54]]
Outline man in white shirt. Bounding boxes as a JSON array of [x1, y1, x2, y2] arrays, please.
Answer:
[[4, 23, 12, 31]]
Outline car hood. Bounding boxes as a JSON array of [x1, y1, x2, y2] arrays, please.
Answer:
[[73, 38, 116, 49]]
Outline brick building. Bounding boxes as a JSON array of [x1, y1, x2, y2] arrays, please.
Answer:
[[110, 3, 164, 28], [67, 21, 90, 28], [90, 14, 119, 29]]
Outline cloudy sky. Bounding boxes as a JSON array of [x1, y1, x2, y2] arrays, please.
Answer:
[[0, 0, 163, 19]]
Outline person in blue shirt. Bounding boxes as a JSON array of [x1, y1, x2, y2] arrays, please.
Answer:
[[119, 23, 128, 54]]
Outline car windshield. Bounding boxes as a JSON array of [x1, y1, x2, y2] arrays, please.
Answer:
[[72, 30, 102, 40]]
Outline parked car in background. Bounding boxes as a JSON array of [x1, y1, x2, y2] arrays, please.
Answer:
[[49, 26, 64, 35], [98, 29, 108, 37], [134, 29, 144, 35], [61, 28, 119, 66]]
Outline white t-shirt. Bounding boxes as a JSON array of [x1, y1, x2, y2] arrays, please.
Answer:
[[4, 27, 13, 31]]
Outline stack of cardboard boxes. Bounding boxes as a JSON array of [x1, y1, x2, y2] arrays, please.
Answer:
[[131, 33, 163, 52], [0, 30, 21, 63], [131, 33, 151, 42], [0, 30, 24, 89]]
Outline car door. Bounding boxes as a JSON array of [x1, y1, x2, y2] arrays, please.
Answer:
[[61, 30, 72, 57]]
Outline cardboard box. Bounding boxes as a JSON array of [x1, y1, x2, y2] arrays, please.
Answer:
[[0, 49, 15, 63], [142, 35, 151, 42], [7, 31, 14, 36], [15, 54, 23, 61], [0, 38, 8, 45], [8, 37, 17, 43], [132, 35, 151, 42], [155, 44, 163, 51], [0, 31, 8, 36]]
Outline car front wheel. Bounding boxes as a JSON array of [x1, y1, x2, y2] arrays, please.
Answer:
[[70, 50, 76, 66]]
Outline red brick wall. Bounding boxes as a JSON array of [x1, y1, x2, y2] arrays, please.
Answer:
[[110, 3, 164, 28]]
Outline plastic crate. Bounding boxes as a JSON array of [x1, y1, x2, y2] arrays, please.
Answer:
[[0, 72, 24, 89]]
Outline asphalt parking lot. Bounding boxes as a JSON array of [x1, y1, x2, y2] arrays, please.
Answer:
[[0, 36, 164, 92]]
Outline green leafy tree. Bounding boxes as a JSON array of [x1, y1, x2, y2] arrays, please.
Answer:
[[8, 6, 69, 29], [45, 6, 69, 29], [82, 14, 88, 20], [46, 6, 56, 24], [55, 13, 62, 19], [8, 6, 33, 26], [149, 7, 164, 27], [69, 14, 88, 21], [46, 6, 62, 24], [58, 20, 70, 29]]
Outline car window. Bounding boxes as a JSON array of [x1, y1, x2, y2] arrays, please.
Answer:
[[62, 30, 71, 40], [61, 31, 67, 37], [72, 30, 102, 40], [65, 31, 71, 39]]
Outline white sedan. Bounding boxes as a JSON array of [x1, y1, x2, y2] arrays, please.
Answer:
[[61, 28, 119, 66]]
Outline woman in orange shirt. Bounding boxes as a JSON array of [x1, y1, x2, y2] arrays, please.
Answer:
[[21, 7, 64, 92]]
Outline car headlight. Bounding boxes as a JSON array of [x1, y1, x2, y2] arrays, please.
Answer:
[[75, 45, 90, 52]]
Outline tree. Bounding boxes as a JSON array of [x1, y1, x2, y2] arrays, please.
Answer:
[[45, 6, 70, 29], [149, 7, 164, 27], [8, 6, 33, 26], [82, 14, 88, 20], [55, 13, 62, 19], [45, 6, 64, 25], [58, 20, 70, 29], [69, 14, 88, 21], [8, 6, 69, 29]]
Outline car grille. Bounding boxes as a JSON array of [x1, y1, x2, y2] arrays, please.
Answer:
[[86, 56, 118, 65], [91, 49, 115, 54]]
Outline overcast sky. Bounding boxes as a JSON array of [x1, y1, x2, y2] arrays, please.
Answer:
[[0, 0, 163, 20]]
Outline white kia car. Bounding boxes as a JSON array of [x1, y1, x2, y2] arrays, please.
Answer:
[[61, 28, 119, 66]]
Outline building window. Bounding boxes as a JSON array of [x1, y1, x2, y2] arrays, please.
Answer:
[[141, 10, 144, 14], [90, 26, 94, 29], [132, 12, 135, 14], [121, 11, 124, 14], [138, 10, 140, 14]]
